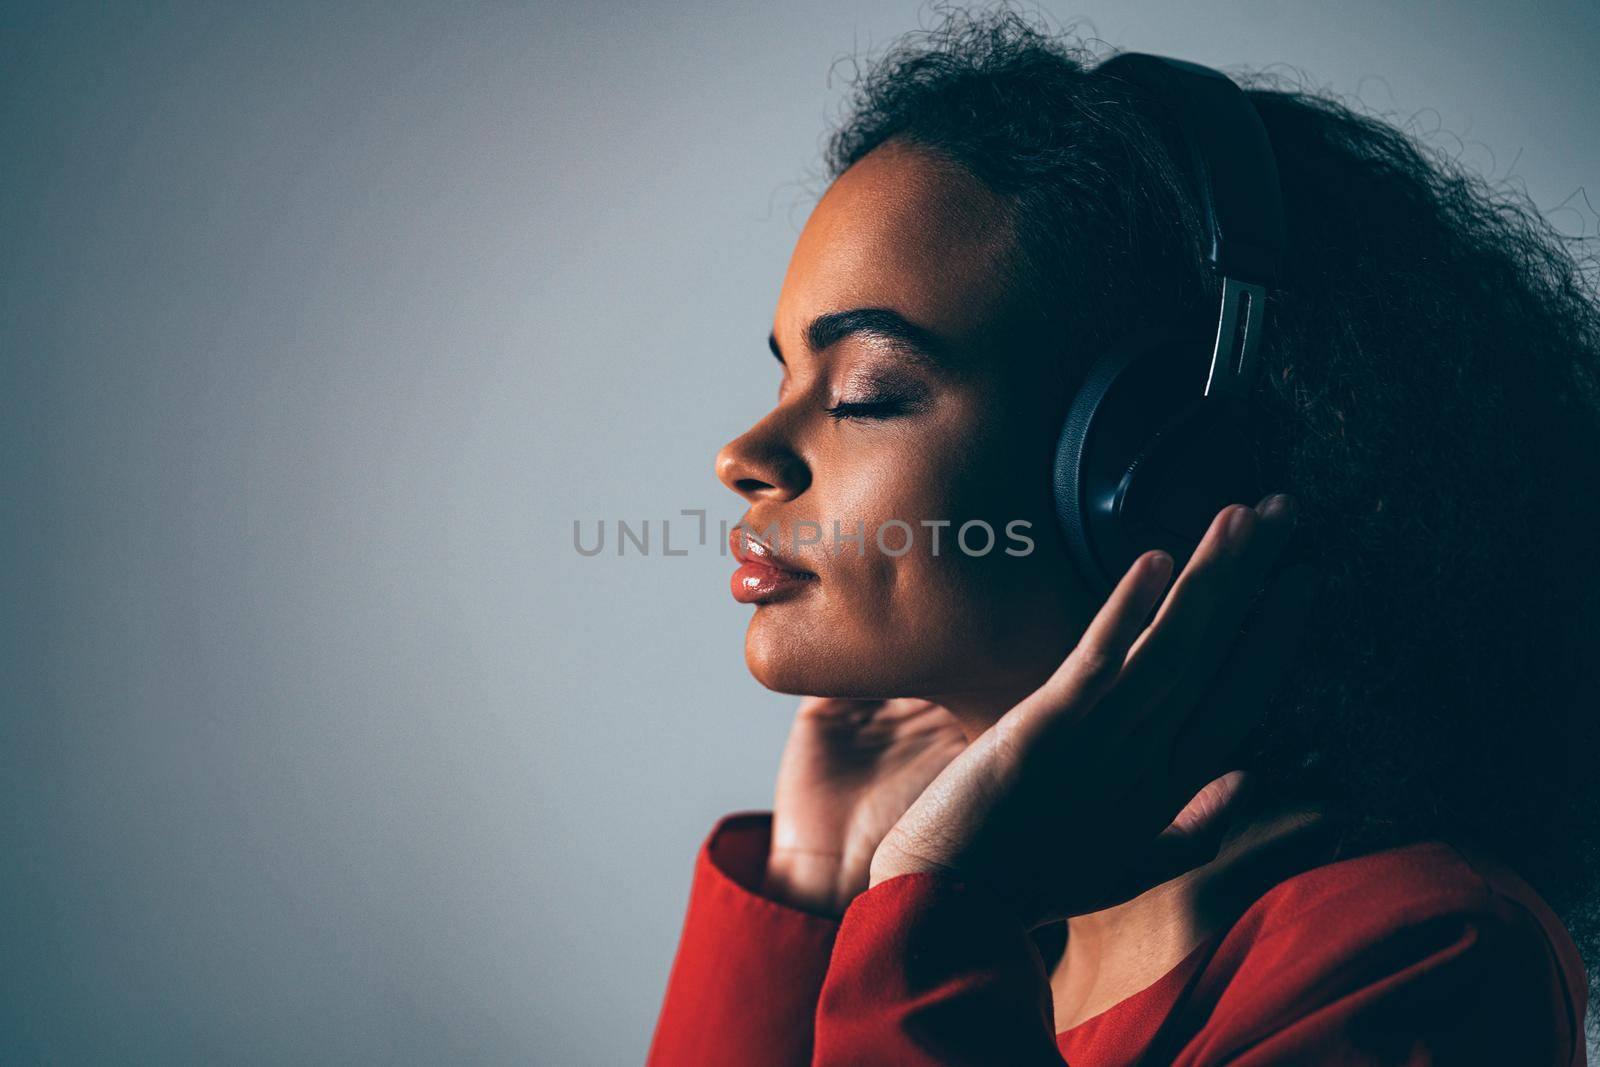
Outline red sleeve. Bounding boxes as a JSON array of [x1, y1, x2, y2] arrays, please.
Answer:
[[1170, 889, 1582, 1065], [813, 872, 1067, 1066], [645, 812, 842, 1067]]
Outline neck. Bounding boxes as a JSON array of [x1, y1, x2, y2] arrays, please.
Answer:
[[927, 682, 1336, 1033], [1051, 799, 1334, 1030], [931, 671, 1055, 743]]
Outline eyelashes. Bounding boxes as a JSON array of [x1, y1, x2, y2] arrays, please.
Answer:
[[823, 387, 928, 421], [771, 361, 932, 421], [820, 364, 932, 420]]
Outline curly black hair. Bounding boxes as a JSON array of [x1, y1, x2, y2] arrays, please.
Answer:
[[820, 4, 1600, 1037]]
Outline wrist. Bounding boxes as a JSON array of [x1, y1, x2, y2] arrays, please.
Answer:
[[869, 845, 1039, 924], [869, 837, 951, 888], [761, 850, 864, 917]]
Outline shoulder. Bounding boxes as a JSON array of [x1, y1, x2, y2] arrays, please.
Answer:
[[1233, 836, 1582, 984], [1238, 838, 1507, 945], [1184, 838, 1587, 1065]]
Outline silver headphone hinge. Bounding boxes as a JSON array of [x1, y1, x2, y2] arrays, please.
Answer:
[[1204, 275, 1266, 400]]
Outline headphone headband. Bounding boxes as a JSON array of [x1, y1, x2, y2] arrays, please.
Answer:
[[1094, 53, 1285, 285], [1094, 53, 1286, 404], [1053, 53, 1289, 595]]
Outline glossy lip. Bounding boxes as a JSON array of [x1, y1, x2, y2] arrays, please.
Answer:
[[729, 523, 817, 604], [729, 524, 813, 571]]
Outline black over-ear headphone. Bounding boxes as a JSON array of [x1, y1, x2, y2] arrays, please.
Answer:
[[1053, 53, 1287, 598]]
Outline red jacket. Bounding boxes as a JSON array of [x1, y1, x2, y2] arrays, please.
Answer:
[[647, 812, 1588, 1066]]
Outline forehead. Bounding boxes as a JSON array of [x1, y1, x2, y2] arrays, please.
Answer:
[[775, 140, 1026, 357]]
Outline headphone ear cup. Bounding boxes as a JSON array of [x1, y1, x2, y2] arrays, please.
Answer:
[[1054, 325, 1178, 596], [1054, 325, 1262, 596], [1119, 399, 1261, 571]]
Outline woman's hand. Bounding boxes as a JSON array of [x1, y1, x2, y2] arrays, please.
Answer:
[[869, 492, 1319, 930], [763, 697, 969, 916]]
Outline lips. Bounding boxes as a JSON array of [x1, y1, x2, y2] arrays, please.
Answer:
[[729, 524, 817, 604]]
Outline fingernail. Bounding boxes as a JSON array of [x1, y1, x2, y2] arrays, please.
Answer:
[[1146, 550, 1173, 584], [1259, 492, 1296, 524]]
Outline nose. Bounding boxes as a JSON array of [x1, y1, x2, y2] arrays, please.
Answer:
[[715, 419, 811, 502]]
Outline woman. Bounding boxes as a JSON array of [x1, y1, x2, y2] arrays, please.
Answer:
[[648, 11, 1598, 1065]]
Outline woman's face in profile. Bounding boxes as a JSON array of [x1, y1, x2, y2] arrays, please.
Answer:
[[716, 139, 1097, 709]]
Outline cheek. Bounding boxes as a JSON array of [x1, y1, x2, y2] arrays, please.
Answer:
[[742, 453, 951, 695], [745, 415, 1077, 696]]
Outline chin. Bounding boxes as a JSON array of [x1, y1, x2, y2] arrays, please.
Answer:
[[743, 618, 838, 694], [742, 608, 929, 698]]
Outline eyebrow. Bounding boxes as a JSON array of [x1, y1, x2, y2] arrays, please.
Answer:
[[767, 308, 943, 366]]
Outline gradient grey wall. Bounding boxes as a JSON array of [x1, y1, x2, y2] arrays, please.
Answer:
[[3, 2, 1595, 1063]]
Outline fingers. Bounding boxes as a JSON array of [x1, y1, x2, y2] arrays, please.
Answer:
[[795, 695, 885, 725], [1114, 771, 1255, 894], [1006, 548, 1175, 741], [1163, 561, 1322, 799], [1164, 769, 1253, 839], [1108, 493, 1298, 733], [1073, 550, 1176, 694], [993, 491, 1295, 775]]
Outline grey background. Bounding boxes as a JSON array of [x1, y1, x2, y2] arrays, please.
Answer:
[[3, 1, 1596, 1063]]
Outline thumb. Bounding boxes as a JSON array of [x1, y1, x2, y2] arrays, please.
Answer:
[[1130, 770, 1255, 884]]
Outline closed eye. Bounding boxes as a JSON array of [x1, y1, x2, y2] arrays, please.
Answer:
[[823, 391, 924, 420]]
